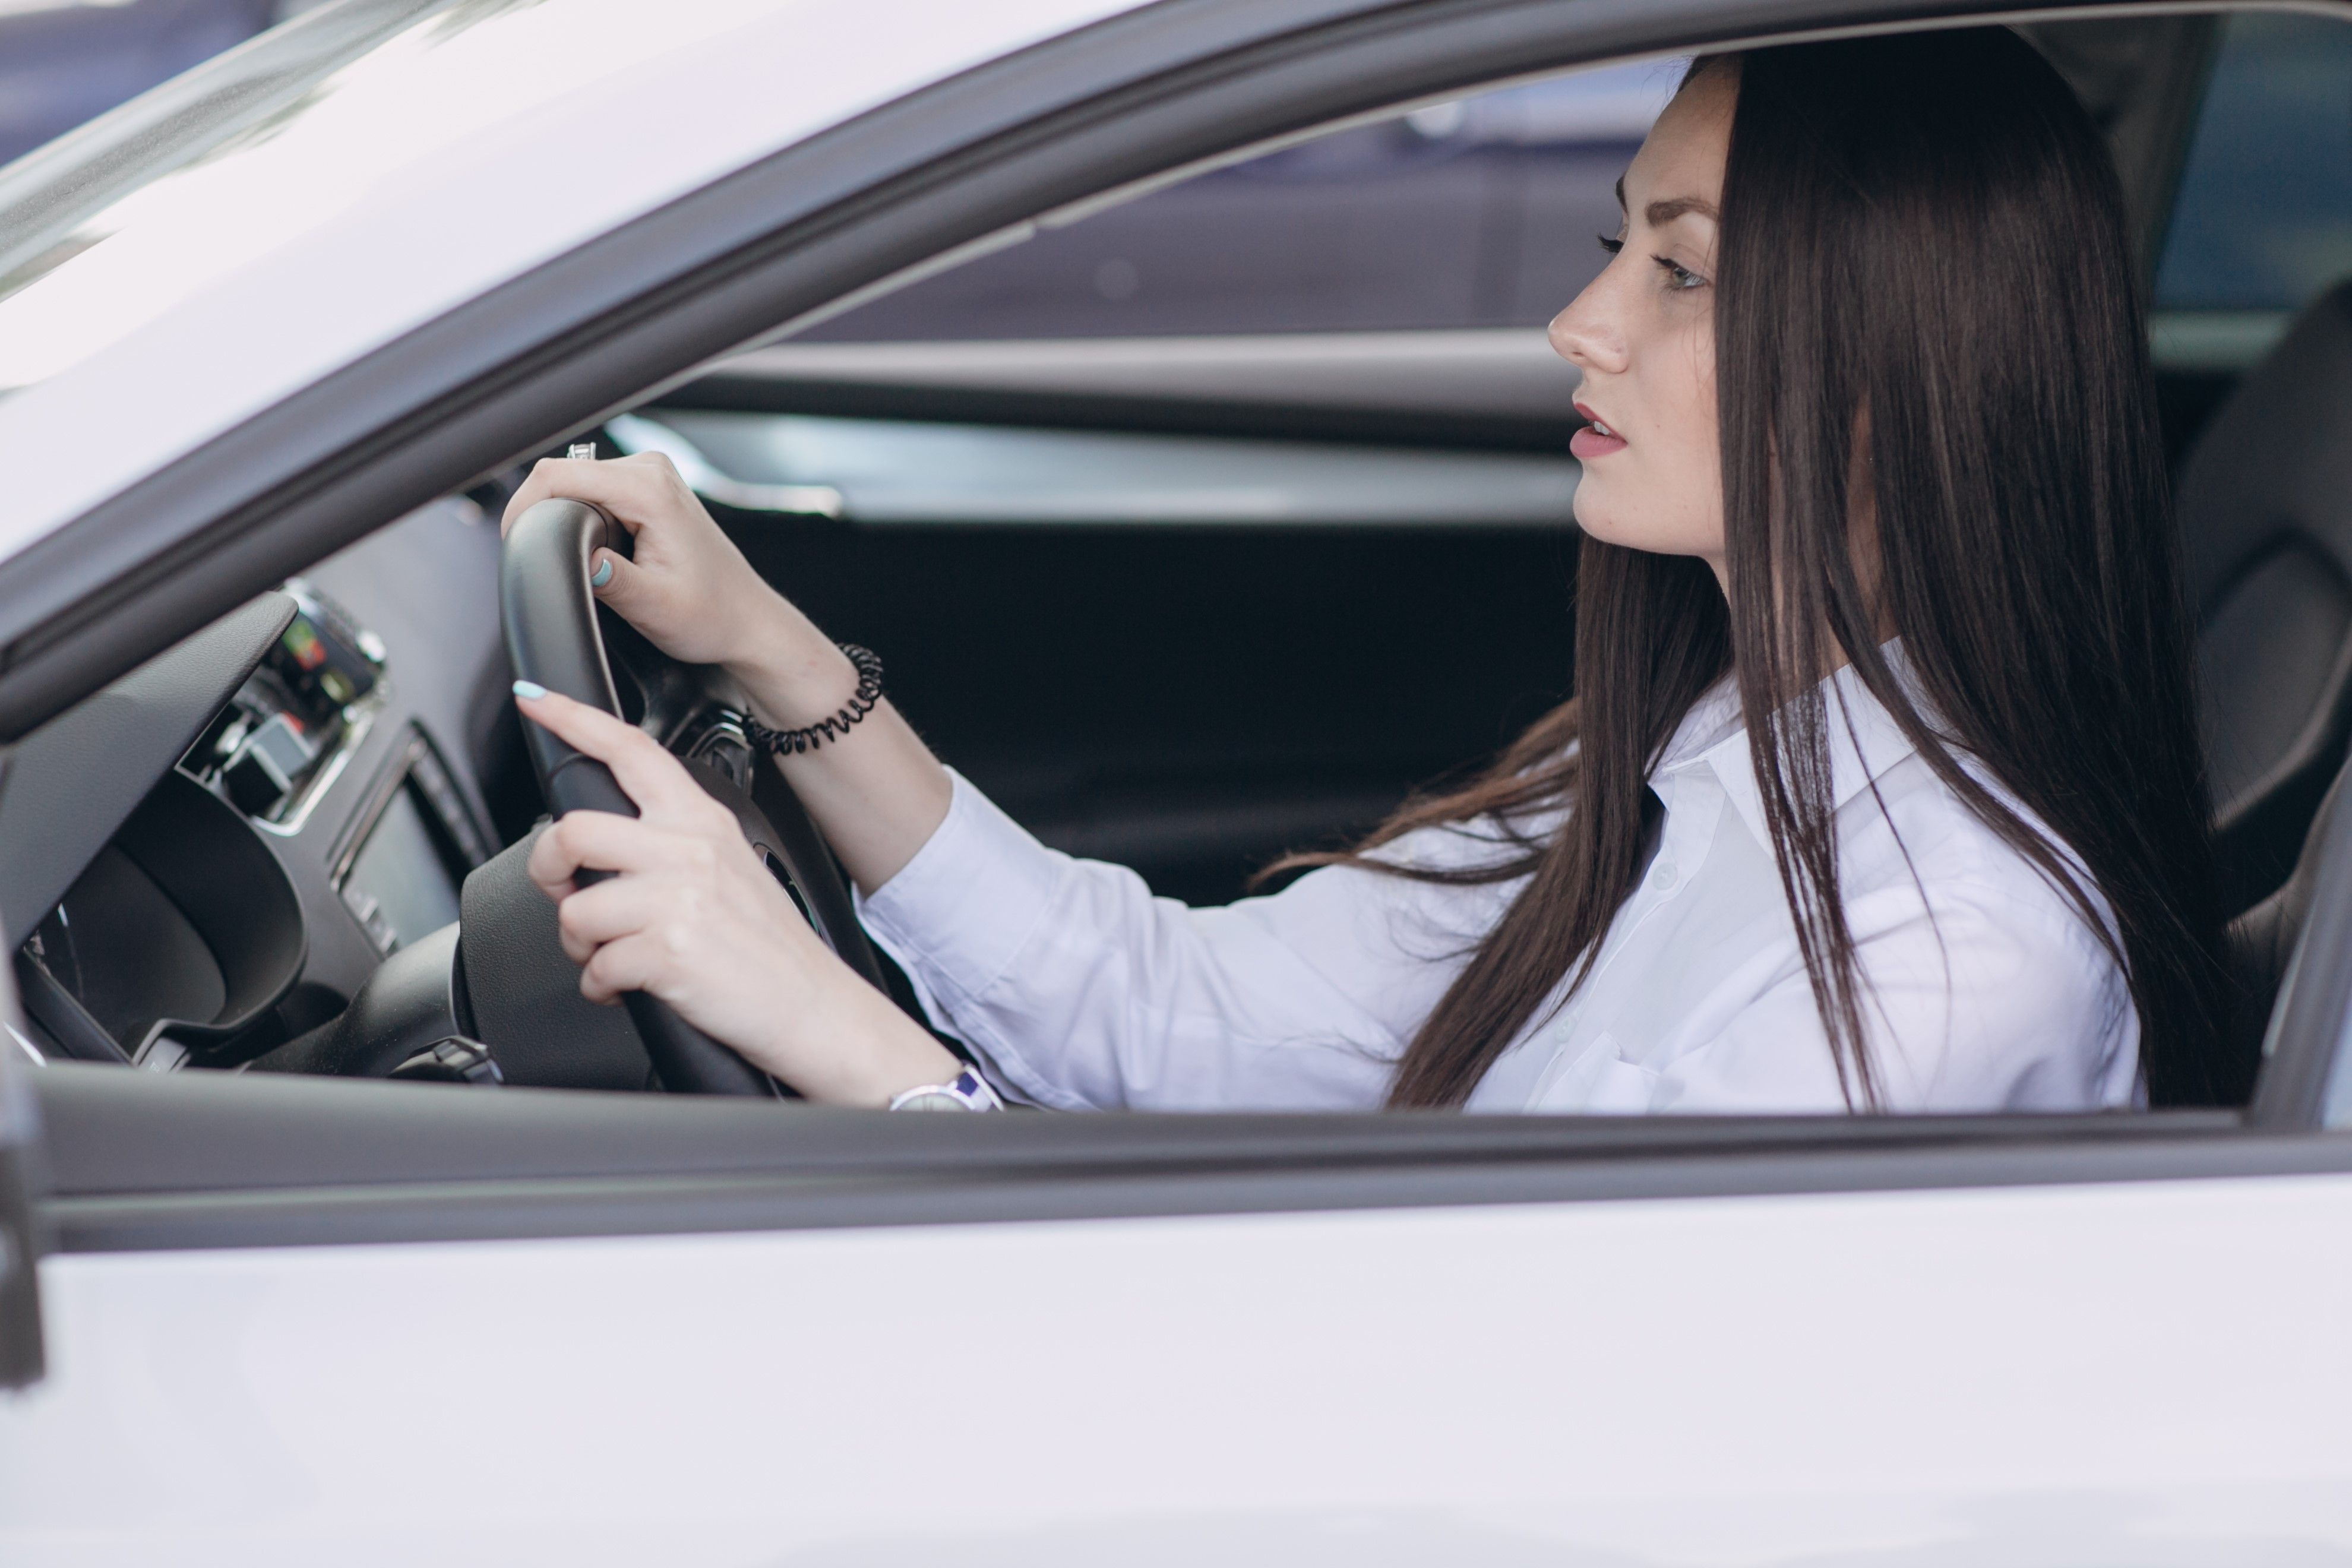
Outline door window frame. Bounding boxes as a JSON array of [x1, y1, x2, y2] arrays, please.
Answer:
[[13, 0, 2352, 1262]]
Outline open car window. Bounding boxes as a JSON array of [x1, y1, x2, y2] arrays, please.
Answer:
[[602, 60, 1685, 903], [9, 7, 2352, 1159], [8, 13, 2352, 1410]]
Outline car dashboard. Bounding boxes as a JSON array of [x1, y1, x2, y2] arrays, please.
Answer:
[[3, 498, 517, 1077]]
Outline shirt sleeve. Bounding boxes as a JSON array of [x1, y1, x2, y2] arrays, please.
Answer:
[[1632, 883, 2138, 1114], [856, 770, 1512, 1110]]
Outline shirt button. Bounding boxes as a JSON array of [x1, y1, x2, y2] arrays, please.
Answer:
[[1651, 858, 1679, 892]]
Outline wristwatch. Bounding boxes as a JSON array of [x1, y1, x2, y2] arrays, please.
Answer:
[[887, 1067, 1004, 1112]]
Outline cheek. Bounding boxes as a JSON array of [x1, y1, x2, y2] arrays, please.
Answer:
[[1570, 362, 1725, 556], [1664, 336, 1724, 541]]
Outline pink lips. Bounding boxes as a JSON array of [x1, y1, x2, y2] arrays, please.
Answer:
[[1572, 401, 1627, 459]]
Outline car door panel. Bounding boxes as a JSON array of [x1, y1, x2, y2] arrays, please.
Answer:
[[5, 1171, 2351, 1563]]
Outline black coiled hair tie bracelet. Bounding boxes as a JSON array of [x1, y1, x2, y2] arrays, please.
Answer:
[[741, 643, 885, 755]]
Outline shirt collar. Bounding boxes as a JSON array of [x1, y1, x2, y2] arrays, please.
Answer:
[[1655, 646, 1926, 849]]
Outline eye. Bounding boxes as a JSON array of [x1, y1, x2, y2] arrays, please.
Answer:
[[1597, 233, 1624, 256], [1653, 255, 1706, 291]]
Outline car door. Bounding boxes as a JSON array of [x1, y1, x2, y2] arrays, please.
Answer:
[[7, 1060, 2352, 1563], [6, 3, 2352, 1564]]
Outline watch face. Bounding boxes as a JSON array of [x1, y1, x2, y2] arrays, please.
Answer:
[[894, 1090, 970, 1112]]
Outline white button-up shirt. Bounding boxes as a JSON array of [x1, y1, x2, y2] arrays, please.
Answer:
[[859, 665, 2138, 1113]]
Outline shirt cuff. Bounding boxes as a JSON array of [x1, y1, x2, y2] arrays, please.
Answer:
[[854, 768, 1067, 1006]]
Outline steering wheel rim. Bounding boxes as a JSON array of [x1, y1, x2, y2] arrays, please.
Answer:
[[500, 495, 878, 1096]]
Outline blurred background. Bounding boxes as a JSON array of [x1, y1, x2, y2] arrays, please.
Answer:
[[0, 0, 298, 169], [0, 0, 1677, 343], [6, 4, 2345, 337]]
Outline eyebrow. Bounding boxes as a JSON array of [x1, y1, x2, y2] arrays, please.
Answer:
[[1614, 175, 1719, 227]]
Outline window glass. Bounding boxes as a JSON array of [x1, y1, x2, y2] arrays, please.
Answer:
[[2155, 12, 2352, 312], [805, 58, 1686, 343], [0, 0, 794, 396]]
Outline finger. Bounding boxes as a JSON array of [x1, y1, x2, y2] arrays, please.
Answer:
[[579, 931, 664, 1007], [529, 810, 710, 896], [555, 874, 668, 955], [586, 546, 653, 615], [502, 457, 597, 536], [512, 683, 712, 817], [526, 812, 598, 905], [501, 453, 682, 538]]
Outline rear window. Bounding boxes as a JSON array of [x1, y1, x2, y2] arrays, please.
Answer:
[[2155, 11, 2352, 313]]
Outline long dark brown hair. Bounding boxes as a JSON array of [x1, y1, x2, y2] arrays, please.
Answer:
[[1272, 31, 2243, 1110]]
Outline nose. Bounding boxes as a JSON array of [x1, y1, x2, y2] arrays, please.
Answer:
[[1548, 273, 1627, 377]]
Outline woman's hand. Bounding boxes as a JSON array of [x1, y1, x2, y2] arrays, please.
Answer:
[[503, 445, 954, 897], [501, 451, 842, 703], [514, 682, 962, 1106]]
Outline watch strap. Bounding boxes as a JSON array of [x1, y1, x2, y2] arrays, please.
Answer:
[[887, 1067, 1003, 1112]]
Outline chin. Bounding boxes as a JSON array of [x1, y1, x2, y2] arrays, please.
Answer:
[[1569, 485, 1614, 539], [1571, 488, 1648, 551], [1572, 480, 1722, 558]]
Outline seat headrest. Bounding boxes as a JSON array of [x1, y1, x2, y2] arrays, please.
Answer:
[[2179, 280, 2352, 612]]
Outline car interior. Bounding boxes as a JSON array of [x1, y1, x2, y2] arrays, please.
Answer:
[[10, 10, 2352, 1115]]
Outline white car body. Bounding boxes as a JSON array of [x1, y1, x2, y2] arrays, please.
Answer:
[[0, 1, 2349, 1563], [0, 0, 1146, 548], [14, 1175, 2352, 1563]]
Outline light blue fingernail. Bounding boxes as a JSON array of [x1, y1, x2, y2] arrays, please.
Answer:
[[512, 679, 548, 701], [589, 559, 612, 589]]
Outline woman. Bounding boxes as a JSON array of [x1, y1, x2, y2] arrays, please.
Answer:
[[505, 31, 2244, 1114]]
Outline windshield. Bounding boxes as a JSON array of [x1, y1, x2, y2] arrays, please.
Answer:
[[0, 0, 795, 398], [0, 0, 466, 390]]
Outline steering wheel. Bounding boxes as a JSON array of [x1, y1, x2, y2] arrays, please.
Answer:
[[500, 496, 891, 1095]]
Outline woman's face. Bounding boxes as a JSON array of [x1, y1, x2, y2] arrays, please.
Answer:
[[1550, 65, 1734, 580]]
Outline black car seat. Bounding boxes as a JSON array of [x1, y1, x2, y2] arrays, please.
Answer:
[[2228, 747, 2351, 1077], [2180, 279, 2352, 913]]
